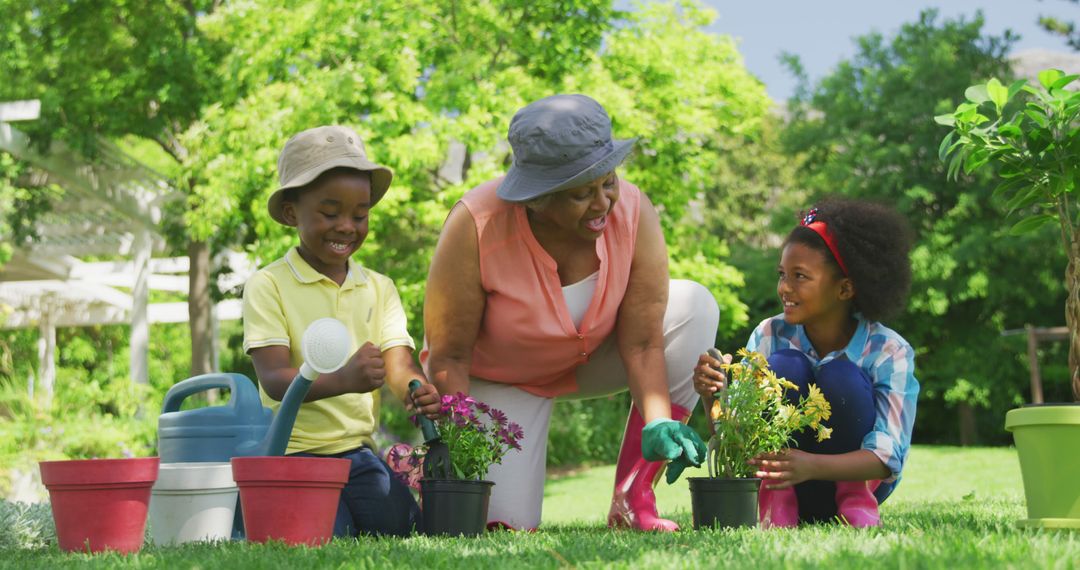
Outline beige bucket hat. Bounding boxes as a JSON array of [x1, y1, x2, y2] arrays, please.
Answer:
[[267, 125, 393, 224]]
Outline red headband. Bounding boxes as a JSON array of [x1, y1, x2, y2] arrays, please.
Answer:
[[800, 208, 848, 276]]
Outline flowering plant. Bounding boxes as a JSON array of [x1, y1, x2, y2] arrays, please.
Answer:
[[707, 349, 832, 478], [389, 393, 524, 483]]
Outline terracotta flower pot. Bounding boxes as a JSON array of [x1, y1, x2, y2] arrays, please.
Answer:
[[39, 457, 160, 553], [231, 456, 349, 546]]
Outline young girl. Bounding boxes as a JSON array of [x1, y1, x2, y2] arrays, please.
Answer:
[[693, 197, 919, 527]]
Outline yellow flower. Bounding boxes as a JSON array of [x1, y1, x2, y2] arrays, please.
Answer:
[[816, 425, 833, 442], [710, 399, 725, 421]]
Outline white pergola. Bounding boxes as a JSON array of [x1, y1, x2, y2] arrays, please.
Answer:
[[0, 101, 249, 402]]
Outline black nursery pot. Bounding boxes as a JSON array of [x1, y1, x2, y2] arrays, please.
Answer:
[[420, 479, 494, 536], [688, 477, 760, 529]]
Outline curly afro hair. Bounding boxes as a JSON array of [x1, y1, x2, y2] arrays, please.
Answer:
[[784, 197, 914, 322]]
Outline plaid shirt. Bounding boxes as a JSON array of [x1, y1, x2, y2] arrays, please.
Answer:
[[747, 314, 919, 483]]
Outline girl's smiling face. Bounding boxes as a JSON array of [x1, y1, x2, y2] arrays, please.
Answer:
[[282, 169, 371, 282], [776, 241, 853, 326]]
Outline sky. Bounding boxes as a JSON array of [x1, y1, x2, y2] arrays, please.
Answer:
[[696, 0, 1080, 101]]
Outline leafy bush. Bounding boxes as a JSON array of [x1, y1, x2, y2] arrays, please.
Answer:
[[0, 501, 55, 550], [546, 394, 634, 468]]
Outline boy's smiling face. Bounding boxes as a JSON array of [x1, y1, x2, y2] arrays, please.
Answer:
[[282, 169, 372, 282]]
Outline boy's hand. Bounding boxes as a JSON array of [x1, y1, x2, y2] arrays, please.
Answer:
[[693, 349, 731, 396], [342, 342, 385, 393], [406, 382, 442, 420]]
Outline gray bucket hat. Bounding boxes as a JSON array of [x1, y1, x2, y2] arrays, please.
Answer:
[[267, 125, 393, 225], [497, 94, 635, 203]]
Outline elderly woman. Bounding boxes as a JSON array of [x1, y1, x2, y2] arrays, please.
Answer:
[[422, 94, 719, 531]]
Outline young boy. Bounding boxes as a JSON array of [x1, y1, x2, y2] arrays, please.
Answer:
[[242, 125, 441, 537]]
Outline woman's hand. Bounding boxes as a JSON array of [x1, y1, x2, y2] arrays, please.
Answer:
[[750, 449, 819, 489], [406, 381, 442, 420], [693, 349, 731, 397]]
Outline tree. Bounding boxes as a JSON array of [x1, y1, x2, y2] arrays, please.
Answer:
[[183, 0, 774, 343], [939, 70, 1080, 401], [179, 0, 778, 463], [0, 0, 226, 378], [1, 0, 782, 466], [780, 9, 1069, 444], [1039, 0, 1080, 51]]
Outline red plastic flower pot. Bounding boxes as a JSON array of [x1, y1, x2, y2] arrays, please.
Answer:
[[231, 456, 350, 546], [39, 457, 160, 554]]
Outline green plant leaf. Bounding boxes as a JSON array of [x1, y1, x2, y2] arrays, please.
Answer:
[[965, 84, 990, 104], [986, 78, 1007, 110], [963, 148, 989, 174], [991, 177, 1029, 202], [1024, 107, 1049, 128], [934, 114, 956, 127], [998, 123, 1022, 138], [938, 131, 956, 160], [1038, 69, 1064, 90], [1050, 73, 1079, 91], [1005, 185, 1047, 215], [1008, 213, 1057, 235], [1007, 79, 1027, 101]]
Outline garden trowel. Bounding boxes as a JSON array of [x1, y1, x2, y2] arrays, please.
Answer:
[[408, 379, 452, 479]]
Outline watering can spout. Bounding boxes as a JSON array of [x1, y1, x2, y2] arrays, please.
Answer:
[[255, 370, 315, 456], [247, 318, 352, 456]]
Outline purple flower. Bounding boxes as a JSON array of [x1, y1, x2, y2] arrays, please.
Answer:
[[507, 422, 525, 442], [488, 408, 508, 426], [454, 400, 474, 418]]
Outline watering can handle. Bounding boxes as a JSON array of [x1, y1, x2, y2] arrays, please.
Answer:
[[408, 379, 441, 442], [161, 373, 262, 416]]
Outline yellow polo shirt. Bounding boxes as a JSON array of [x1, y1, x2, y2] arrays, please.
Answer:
[[242, 247, 415, 454]]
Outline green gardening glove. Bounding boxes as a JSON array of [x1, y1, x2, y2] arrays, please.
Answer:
[[641, 418, 707, 484]]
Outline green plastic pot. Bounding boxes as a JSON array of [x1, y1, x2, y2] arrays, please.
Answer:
[[1004, 404, 1080, 529]]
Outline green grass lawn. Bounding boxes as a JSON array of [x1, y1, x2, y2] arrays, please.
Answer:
[[5, 446, 1079, 569]]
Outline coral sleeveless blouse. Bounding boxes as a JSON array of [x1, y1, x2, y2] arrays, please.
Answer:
[[454, 177, 641, 398]]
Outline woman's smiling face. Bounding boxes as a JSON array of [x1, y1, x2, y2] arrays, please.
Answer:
[[529, 171, 620, 242], [776, 241, 851, 326], [282, 169, 372, 280]]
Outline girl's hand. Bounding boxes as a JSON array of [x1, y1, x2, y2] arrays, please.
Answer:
[[750, 449, 818, 489], [693, 349, 731, 396], [406, 381, 442, 420]]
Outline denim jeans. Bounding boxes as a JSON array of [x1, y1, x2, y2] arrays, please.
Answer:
[[293, 446, 421, 537], [768, 349, 893, 523]]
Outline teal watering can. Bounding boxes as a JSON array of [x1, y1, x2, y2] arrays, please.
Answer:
[[157, 318, 353, 463]]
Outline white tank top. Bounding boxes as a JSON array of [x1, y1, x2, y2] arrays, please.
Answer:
[[562, 271, 599, 329]]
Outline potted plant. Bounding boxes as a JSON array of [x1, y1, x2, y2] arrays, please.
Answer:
[[937, 69, 1080, 529], [690, 349, 832, 529], [395, 392, 524, 536]]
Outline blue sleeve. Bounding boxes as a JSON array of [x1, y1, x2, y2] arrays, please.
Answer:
[[860, 340, 920, 482]]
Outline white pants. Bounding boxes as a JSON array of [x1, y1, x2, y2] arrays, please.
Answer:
[[470, 279, 720, 529]]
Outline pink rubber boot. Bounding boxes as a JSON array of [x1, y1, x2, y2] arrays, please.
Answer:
[[607, 404, 691, 532], [758, 482, 799, 528], [834, 480, 881, 527]]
